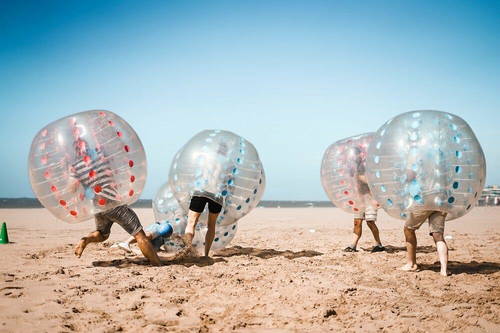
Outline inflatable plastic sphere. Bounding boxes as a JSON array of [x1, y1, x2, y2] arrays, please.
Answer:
[[28, 110, 147, 223], [168, 130, 265, 226], [153, 182, 238, 254], [153, 182, 188, 234], [366, 110, 486, 221], [321, 133, 379, 214]]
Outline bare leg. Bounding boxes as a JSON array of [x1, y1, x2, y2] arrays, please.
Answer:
[[134, 230, 161, 266], [366, 221, 382, 246], [75, 230, 108, 258], [172, 210, 202, 260], [204, 212, 218, 257], [184, 210, 201, 247], [401, 227, 418, 271], [350, 218, 363, 250], [432, 232, 449, 276]]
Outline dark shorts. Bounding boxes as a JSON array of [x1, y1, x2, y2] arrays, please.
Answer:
[[94, 205, 143, 237], [189, 196, 222, 214]]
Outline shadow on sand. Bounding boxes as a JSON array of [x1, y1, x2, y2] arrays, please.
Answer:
[[92, 256, 227, 268], [419, 260, 500, 275], [214, 245, 323, 259], [380, 245, 438, 254]]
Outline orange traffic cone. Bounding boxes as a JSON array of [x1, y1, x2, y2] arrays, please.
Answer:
[[0, 222, 9, 244]]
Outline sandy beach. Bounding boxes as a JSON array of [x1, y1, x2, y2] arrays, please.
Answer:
[[0, 207, 498, 332]]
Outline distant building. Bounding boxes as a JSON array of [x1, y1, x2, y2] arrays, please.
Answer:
[[478, 185, 500, 206]]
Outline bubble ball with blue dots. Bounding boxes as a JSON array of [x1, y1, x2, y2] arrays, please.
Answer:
[[168, 130, 266, 227], [153, 182, 240, 253], [366, 110, 486, 221]]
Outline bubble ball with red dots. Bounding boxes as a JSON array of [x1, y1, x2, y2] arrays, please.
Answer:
[[28, 110, 147, 223], [366, 110, 486, 221], [320, 133, 379, 214]]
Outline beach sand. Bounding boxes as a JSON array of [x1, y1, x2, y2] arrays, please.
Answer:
[[0, 207, 498, 332]]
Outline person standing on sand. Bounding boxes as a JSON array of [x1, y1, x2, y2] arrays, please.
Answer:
[[69, 135, 161, 266], [344, 147, 385, 253], [400, 169, 449, 276]]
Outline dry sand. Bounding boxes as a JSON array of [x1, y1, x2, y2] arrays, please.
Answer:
[[0, 207, 498, 332]]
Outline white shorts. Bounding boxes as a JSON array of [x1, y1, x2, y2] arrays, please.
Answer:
[[354, 206, 377, 222]]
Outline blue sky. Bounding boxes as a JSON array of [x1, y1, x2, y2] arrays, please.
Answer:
[[1, 0, 499, 200]]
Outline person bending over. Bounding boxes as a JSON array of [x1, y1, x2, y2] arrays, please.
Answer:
[[180, 190, 223, 258], [70, 136, 161, 265]]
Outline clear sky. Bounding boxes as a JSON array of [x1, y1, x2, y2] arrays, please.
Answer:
[[1, 0, 499, 200]]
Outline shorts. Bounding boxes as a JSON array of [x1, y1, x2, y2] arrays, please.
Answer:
[[145, 221, 173, 239], [189, 196, 222, 214], [354, 206, 377, 222], [404, 210, 446, 235], [94, 205, 143, 237]]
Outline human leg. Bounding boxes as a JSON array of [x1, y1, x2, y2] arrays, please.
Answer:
[[203, 199, 222, 256], [429, 212, 448, 276], [108, 205, 161, 265], [345, 218, 363, 252], [366, 221, 385, 252], [183, 196, 206, 247], [75, 230, 109, 257], [75, 212, 113, 257], [204, 212, 219, 256], [400, 211, 431, 270], [134, 230, 161, 266], [401, 227, 418, 271], [184, 209, 202, 246], [431, 232, 449, 276], [365, 207, 383, 250]]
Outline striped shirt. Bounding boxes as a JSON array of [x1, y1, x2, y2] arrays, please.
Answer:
[[70, 150, 119, 201]]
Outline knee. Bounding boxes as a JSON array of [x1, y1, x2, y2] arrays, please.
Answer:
[[134, 231, 149, 244], [366, 221, 377, 228], [353, 219, 363, 227], [96, 231, 109, 241], [403, 227, 416, 238], [431, 232, 444, 242]]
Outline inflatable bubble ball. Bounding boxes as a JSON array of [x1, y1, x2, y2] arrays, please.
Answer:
[[168, 130, 265, 226], [366, 110, 486, 221], [321, 133, 379, 214], [28, 110, 147, 223]]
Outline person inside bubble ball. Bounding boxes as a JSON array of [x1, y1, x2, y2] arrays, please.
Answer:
[[68, 132, 161, 266], [400, 167, 449, 276], [344, 146, 385, 253], [176, 142, 229, 259], [111, 220, 174, 254], [174, 191, 223, 258]]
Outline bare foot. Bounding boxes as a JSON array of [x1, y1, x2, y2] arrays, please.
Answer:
[[74, 238, 87, 258], [181, 234, 193, 247], [440, 269, 451, 277], [399, 263, 418, 272]]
